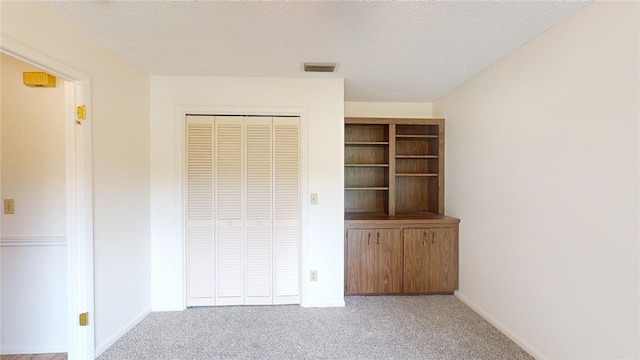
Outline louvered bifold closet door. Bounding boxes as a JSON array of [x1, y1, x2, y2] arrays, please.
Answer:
[[215, 116, 245, 305], [244, 117, 273, 305], [273, 117, 301, 305], [185, 115, 215, 306], [186, 115, 300, 307]]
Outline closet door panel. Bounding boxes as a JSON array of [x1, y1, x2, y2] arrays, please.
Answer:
[[216, 225, 244, 305], [246, 118, 272, 221], [185, 116, 215, 306], [273, 118, 300, 221], [186, 119, 214, 221], [273, 227, 299, 302], [187, 227, 214, 301], [245, 117, 273, 304], [246, 227, 272, 303], [216, 119, 243, 220], [215, 117, 244, 305], [273, 117, 300, 304]]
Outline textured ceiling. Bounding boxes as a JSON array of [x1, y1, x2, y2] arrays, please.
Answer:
[[42, 1, 589, 102]]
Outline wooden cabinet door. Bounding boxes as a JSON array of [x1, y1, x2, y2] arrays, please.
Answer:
[[346, 229, 376, 294], [403, 228, 430, 293], [428, 227, 458, 293], [404, 227, 458, 294], [376, 228, 402, 293], [346, 229, 402, 295]]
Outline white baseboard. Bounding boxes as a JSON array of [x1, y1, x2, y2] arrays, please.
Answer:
[[151, 306, 185, 311], [94, 307, 151, 358], [1, 343, 66, 355], [454, 291, 548, 360], [300, 300, 346, 308]]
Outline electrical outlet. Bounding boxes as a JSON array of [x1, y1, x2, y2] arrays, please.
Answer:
[[310, 270, 318, 282], [4, 199, 14, 214], [310, 193, 318, 205]]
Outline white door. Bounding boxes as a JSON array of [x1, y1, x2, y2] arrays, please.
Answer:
[[244, 117, 273, 305], [185, 116, 215, 306], [185, 115, 300, 306], [214, 117, 245, 305], [272, 118, 301, 305]]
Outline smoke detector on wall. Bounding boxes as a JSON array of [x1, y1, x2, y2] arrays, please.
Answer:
[[302, 62, 339, 73], [23, 72, 57, 87]]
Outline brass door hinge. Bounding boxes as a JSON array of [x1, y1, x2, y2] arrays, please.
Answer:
[[79, 312, 89, 326], [76, 105, 86, 125]]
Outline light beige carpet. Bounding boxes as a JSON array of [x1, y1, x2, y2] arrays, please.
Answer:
[[98, 295, 532, 360]]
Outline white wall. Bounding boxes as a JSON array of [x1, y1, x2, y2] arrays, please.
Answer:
[[0, 55, 68, 354], [1, 2, 151, 356], [345, 101, 433, 118], [150, 76, 345, 309], [434, 2, 639, 359]]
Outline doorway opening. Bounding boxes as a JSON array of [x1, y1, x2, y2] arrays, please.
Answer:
[[0, 38, 95, 360]]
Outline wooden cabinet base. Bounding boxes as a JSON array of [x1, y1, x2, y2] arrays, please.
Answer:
[[345, 213, 459, 296]]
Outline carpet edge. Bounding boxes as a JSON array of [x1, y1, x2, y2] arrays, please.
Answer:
[[454, 290, 547, 360]]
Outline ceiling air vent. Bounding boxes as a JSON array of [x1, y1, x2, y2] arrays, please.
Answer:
[[302, 62, 338, 73]]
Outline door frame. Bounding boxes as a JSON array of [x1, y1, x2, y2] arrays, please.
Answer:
[[1, 36, 95, 360], [175, 106, 308, 309]]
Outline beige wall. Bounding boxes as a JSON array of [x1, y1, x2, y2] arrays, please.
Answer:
[[1, 2, 151, 356], [1, 55, 67, 237], [345, 101, 433, 118], [150, 76, 345, 309], [434, 2, 639, 359], [0, 55, 68, 354]]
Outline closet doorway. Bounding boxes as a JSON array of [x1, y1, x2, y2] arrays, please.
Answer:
[[185, 115, 301, 307]]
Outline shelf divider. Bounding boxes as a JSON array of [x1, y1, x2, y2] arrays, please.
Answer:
[[389, 124, 396, 216]]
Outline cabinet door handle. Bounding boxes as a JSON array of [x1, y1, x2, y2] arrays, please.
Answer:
[[433, 232, 437, 244], [423, 232, 427, 246], [377, 232, 380, 245], [368, 232, 371, 245]]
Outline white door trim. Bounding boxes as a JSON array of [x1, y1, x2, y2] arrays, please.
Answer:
[[1, 35, 95, 360]]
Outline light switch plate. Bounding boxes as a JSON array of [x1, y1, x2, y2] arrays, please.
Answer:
[[310, 193, 318, 205], [4, 199, 15, 214]]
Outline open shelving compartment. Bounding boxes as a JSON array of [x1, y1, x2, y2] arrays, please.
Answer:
[[344, 123, 391, 214], [395, 123, 443, 215], [344, 118, 444, 217]]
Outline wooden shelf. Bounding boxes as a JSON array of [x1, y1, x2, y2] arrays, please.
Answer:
[[345, 141, 389, 146], [345, 212, 459, 222], [396, 135, 438, 139], [345, 187, 389, 191], [395, 155, 438, 159], [345, 163, 389, 167], [396, 173, 438, 177]]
